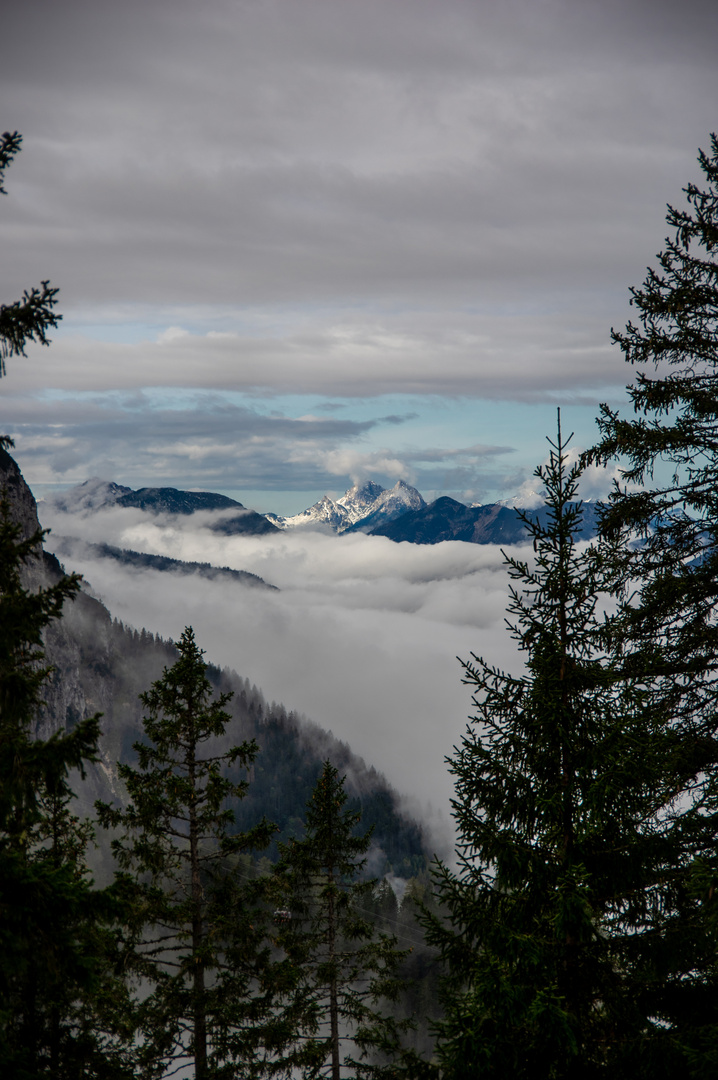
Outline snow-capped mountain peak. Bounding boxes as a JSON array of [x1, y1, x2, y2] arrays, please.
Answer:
[[335, 480, 385, 524], [275, 494, 352, 531], [342, 479, 426, 533], [269, 479, 426, 534]]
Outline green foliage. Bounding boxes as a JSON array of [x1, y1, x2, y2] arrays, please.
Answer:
[[588, 134, 718, 708], [96, 626, 278, 1080], [583, 134, 718, 1076], [0, 132, 61, 374], [269, 761, 410, 1080], [426, 416, 709, 1079], [0, 129, 22, 193], [0, 502, 131, 1077], [0, 507, 95, 836]]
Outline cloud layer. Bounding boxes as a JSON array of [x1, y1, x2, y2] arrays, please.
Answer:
[[42, 498, 525, 846]]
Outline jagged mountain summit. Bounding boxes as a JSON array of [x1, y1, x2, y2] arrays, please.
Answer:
[[336, 479, 386, 524], [344, 479, 426, 533], [267, 479, 426, 533], [47, 479, 279, 536]]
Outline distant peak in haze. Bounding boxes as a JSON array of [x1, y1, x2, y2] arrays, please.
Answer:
[[501, 487, 547, 510]]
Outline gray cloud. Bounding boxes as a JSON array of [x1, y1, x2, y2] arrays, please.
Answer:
[[2, 1, 715, 503], [2, 305, 628, 400], [2, 0, 716, 316], [3, 394, 414, 489], [5, 388, 525, 503]]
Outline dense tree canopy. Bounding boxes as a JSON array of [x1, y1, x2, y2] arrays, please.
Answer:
[[426, 416, 717, 1079], [0, 502, 131, 1077]]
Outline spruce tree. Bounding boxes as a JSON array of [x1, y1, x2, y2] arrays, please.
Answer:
[[0, 500, 131, 1077], [588, 134, 718, 682], [585, 133, 718, 1076], [268, 761, 409, 1080], [425, 416, 707, 1079], [97, 626, 278, 1080]]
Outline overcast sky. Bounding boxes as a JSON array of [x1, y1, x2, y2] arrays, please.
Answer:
[[2, 0, 716, 512]]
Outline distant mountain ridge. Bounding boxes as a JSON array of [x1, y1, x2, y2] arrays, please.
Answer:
[[48, 478, 279, 537], [50, 537, 278, 591], [265, 479, 599, 546], [47, 476, 601, 546], [370, 497, 599, 545]]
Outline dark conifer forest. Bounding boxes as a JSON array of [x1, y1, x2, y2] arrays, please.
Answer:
[[3, 127, 718, 1077]]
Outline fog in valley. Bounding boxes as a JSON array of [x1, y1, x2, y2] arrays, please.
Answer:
[[40, 498, 526, 850]]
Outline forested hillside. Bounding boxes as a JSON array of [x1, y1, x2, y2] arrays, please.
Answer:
[[1, 446, 427, 879]]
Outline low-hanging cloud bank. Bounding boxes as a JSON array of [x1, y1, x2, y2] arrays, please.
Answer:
[[42, 500, 523, 848]]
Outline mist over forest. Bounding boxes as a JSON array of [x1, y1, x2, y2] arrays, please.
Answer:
[[39, 492, 523, 842], [4, 0, 718, 1074]]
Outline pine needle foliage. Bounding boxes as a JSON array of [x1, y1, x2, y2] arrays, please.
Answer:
[[97, 626, 278, 1080], [0, 132, 61, 374], [0, 502, 130, 1078], [585, 133, 718, 1077], [587, 135, 718, 713], [425, 415, 709, 1080], [268, 761, 410, 1080]]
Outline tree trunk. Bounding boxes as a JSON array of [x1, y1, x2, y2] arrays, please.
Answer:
[[188, 726, 208, 1080], [327, 877, 340, 1080]]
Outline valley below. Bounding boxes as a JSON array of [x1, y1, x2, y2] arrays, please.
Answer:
[[38, 478, 527, 851]]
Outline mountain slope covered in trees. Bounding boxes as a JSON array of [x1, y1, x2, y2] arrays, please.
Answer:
[[1, 449, 427, 879]]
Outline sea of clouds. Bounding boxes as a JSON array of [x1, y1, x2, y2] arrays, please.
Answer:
[[40, 500, 528, 855]]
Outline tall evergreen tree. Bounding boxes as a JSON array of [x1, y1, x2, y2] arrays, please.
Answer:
[[0, 499, 131, 1077], [425, 416, 712, 1079], [97, 626, 278, 1080], [269, 761, 409, 1080], [586, 135, 718, 721], [586, 132, 718, 1076]]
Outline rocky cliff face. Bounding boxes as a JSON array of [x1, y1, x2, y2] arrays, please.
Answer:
[[0, 444, 43, 539]]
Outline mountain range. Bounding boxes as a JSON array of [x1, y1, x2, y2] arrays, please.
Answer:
[[47, 476, 600, 546], [371, 497, 599, 545]]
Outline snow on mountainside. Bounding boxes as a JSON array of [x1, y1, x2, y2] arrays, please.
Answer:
[[343, 480, 426, 533], [268, 479, 425, 533], [336, 480, 385, 524], [268, 494, 353, 532]]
